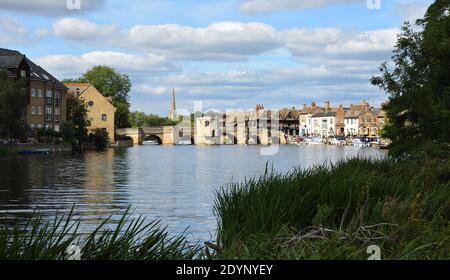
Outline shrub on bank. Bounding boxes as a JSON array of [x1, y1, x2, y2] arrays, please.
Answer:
[[214, 157, 450, 260]]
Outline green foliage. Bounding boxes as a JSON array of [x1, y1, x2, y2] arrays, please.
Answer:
[[66, 66, 132, 129], [371, 1, 450, 157], [0, 208, 202, 260], [0, 70, 28, 141], [214, 157, 450, 260], [60, 121, 76, 144], [129, 111, 181, 127], [36, 128, 61, 144], [0, 147, 8, 158], [66, 97, 91, 145], [90, 128, 109, 150]]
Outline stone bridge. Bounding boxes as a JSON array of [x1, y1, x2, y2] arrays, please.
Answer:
[[116, 125, 288, 146], [116, 126, 195, 145]]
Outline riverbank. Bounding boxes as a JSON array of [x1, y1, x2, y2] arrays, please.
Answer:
[[214, 156, 449, 260], [0, 143, 72, 157], [0, 155, 447, 260]]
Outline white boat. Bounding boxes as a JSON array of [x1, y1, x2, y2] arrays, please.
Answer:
[[142, 139, 159, 145], [306, 137, 324, 145], [352, 138, 370, 148], [329, 138, 343, 146]]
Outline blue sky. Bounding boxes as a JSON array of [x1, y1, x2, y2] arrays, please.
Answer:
[[0, 0, 433, 115]]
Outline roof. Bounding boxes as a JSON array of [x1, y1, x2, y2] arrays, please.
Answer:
[[344, 102, 370, 118], [0, 48, 67, 90], [0, 55, 24, 69], [26, 58, 67, 90], [65, 83, 91, 95], [65, 83, 114, 105], [312, 112, 336, 118]]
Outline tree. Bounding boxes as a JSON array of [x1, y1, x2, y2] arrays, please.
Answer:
[[0, 70, 28, 141], [66, 66, 132, 129], [129, 111, 181, 128], [129, 111, 147, 128], [90, 128, 109, 150], [60, 121, 76, 144], [371, 1, 450, 157], [66, 97, 91, 145]]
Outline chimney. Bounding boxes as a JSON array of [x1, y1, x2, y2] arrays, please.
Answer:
[[324, 101, 330, 112], [311, 102, 317, 108]]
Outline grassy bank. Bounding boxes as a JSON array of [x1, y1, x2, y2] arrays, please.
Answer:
[[214, 157, 450, 260], [0, 208, 201, 260], [1, 157, 448, 260]]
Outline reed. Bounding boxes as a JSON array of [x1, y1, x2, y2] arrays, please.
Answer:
[[214, 157, 450, 259], [0, 208, 202, 260]]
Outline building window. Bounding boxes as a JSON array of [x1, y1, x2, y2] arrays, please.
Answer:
[[20, 70, 26, 78], [30, 124, 36, 130], [46, 91, 52, 105], [55, 108, 60, 122], [37, 106, 43, 115], [54, 125, 60, 132], [102, 114, 107, 121], [31, 88, 36, 97], [37, 124, 42, 129], [205, 120, 210, 127], [31, 106, 36, 115], [330, 118, 333, 124], [55, 92, 60, 106], [46, 107, 52, 122]]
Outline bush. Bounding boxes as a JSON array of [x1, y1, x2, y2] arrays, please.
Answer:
[[90, 128, 109, 150], [36, 128, 61, 144], [60, 121, 76, 144], [214, 157, 450, 260]]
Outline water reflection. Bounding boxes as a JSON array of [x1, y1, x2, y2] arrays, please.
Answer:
[[0, 145, 387, 241]]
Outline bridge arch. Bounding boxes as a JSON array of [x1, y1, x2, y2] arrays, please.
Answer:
[[269, 131, 287, 145], [143, 135, 163, 145], [222, 134, 238, 145]]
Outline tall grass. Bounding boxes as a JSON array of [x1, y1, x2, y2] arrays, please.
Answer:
[[214, 157, 450, 259], [0, 208, 202, 260]]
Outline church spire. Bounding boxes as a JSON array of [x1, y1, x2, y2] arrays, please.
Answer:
[[169, 88, 176, 120]]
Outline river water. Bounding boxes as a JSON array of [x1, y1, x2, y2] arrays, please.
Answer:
[[0, 145, 387, 242]]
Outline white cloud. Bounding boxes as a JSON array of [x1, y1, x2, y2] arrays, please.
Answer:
[[53, 18, 117, 41], [52, 18, 398, 63], [240, 0, 359, 14], [0, 0, 105, 16], [283, 28, 398, 60], [52, 19, 282, 61], [135, 85, 169, 95], [127, 21, 282, 61], [35, 51, 178, 78], [396, 2, 429, 23], [34, 28, 50, 38], [0, 16, 27, 44]]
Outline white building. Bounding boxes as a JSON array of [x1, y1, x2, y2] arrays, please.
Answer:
[[311, 112, 336, 137], [344, 117, 359, 136], [299, 102, 324, 136]]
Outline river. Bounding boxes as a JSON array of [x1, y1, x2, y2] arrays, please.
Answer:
[[0, 145, 387, 242]]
